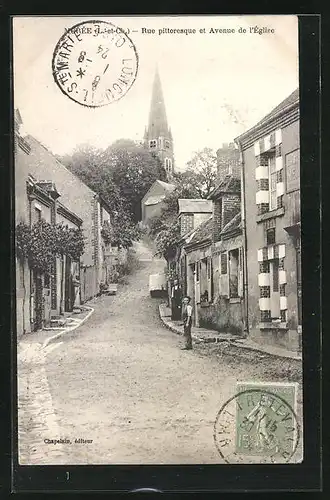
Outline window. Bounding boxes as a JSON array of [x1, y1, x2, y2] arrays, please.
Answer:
[[219, 249, 243, 299], [149, 139, 157, 148], [268, 154, 277, 210], [285, 149, 300, 193], [165, 158, 172, 172], [220, 252, 227, 274], [229, 249, 239, 298], [196, 261, 200, 282], [269, 258, 280, 319], [165, 140, 170, 149], [207, 258, 211, 280], [266, 228, 276, 246], [207, 257, 213, 302], [34, 206, 42, 223]]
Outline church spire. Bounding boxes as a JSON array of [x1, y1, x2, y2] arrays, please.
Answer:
[[144, 67, 175, 181], [147, 67, 169, 139]]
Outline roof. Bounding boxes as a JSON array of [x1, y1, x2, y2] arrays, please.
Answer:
[[235, 88, 299, 143], [147, 68, 170, 139], [156, 179, 175, 190], [178, 198, 213, 214], [185, 216, 213, 247], [208, 175, 241, 199], [142, 179, 175, 204], [144, 195, 166, 206], [221, 212, 242, 236]]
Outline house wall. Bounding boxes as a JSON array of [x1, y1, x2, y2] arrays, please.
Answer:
[[242, 118, 300, 350], [180, 212, 212, 236], [213, 194, 240, 242], [15, 135, 112, 310], [16, 135, 96, 268], [14, 134, 105, 335], [144, 201, 165, 223], [198, 234, 245, 334], [15, 186, 52, 336]]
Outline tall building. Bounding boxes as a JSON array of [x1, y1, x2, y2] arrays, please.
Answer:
[[144, 68, 174, 180]]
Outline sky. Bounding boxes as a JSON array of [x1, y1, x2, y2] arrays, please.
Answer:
[[13, 15, 299, 170]]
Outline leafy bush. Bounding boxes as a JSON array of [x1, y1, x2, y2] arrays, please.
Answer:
[[16, 220, 85, 272]]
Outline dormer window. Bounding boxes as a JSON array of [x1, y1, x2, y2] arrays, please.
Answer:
[[149, 140, 157, 148]]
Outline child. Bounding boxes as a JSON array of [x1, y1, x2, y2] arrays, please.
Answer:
[[181, 296, 193, 350]]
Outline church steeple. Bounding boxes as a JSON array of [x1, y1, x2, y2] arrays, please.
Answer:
[[144, 68, 175, 181], [148, 67, 169, 138]]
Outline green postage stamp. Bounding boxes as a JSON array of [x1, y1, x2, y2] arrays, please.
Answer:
[[214, 382, 302, 464]]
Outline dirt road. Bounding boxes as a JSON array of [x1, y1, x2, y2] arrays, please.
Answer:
[[18, 240, 302, 465]]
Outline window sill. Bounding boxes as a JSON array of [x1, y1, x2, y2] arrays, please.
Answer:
[[256, 207, 285, 223], [258, 322, 288, 330]]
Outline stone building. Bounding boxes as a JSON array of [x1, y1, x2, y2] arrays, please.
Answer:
[[14, 110, 114, 335], [206, 175, 245, 334], [235, 88, 301, 351], [144, 68, 175, 181]]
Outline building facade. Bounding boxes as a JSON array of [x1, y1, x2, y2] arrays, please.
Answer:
[[144, 68, 175, 181], [235, 88, 301, 351], [15, 111, 114, 335], [207, 173, 245, 334]]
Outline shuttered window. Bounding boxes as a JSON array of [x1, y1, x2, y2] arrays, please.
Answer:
[[220, 252, 227, 274]]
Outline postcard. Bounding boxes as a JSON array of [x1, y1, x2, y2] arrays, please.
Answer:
[[13, 15, 303, 465]]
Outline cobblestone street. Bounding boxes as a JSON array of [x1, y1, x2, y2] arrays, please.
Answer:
[[17, 240, 302, 465]]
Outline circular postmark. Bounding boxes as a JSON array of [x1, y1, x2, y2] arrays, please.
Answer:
[[52, 20, 138, 107], [213, 389, 300, 464]]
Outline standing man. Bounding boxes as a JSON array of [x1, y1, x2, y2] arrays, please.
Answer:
[[171, 278, 182, 321], [181, 296, 193, 350]]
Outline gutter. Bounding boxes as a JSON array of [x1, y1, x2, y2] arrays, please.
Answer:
[[235, 138, 249, 335]]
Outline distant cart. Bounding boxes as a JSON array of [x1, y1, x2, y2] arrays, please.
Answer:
[[149, 273, 167, 298], [100, 283, 118, 296]]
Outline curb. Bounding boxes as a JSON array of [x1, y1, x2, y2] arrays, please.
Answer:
[[158, 305, 302, 362], [159, 308, 231, 344], [42, 306, 94, 349]]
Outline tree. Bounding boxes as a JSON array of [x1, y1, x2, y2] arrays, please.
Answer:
[[104, 139, 166, 221], [184, 147, 217, 198], [58, 139, 166, 248], [154, 219, 182, 262]]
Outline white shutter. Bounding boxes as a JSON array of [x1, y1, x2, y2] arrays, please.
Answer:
[[238, 247, 244, 298]]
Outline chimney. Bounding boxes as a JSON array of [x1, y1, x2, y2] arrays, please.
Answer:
[[216, 143, 240, 183]]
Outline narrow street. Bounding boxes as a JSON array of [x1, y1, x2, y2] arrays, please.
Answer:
[[18, 239, 302, 465]]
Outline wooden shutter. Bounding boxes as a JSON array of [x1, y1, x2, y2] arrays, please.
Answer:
[[219, 252, 229, 298], [238, 247, 244, 297]]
